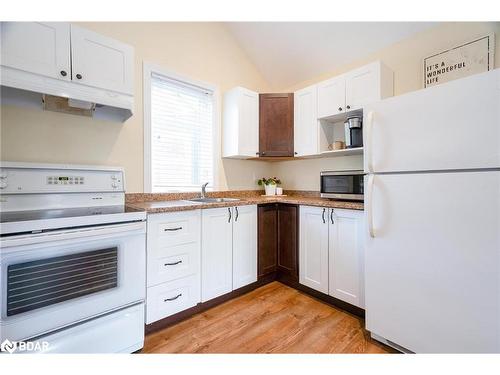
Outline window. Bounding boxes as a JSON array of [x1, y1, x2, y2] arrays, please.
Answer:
[[144, 64, 216, 192]]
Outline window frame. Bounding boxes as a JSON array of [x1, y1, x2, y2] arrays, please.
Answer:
[[143, 62, 220, 193]]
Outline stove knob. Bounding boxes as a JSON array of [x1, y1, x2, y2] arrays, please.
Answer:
[[0, 181, 7, 189], [111, 182, 118, 189], [0, 171, 7, 179]]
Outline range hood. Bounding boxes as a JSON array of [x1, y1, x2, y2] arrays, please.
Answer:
[[0, 66, 133, 122]]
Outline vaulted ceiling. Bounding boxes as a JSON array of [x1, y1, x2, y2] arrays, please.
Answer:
[[225, 22, 437, 89]]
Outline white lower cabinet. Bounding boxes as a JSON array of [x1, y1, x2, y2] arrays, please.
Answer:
[[146, 275, 200, 324], [232, 205, 258, 289], [299, 206, 329, 293], [201, 205, 257, 302], [146, 210, 201, 324], [299, 205, 365, 308], [144, 204, 257, 322], [201, 207, 234, 302], [328, 208, 365, 308]]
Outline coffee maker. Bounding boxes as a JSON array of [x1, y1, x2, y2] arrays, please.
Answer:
[[344, 116, 363, 148]]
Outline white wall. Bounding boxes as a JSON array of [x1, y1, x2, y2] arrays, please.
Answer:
[[272, 22, 500, 190]]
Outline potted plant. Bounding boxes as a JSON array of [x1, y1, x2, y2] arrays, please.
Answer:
[[257, 177, 281, 196]]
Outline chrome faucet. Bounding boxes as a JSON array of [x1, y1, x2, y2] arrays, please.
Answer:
[[201, 182, 209, 199]]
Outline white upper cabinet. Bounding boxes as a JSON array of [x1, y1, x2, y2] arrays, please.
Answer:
[[1, 22, 134, 97], [70, 25, 134, 95], [328, 208, 364, 308], [201, 207, 233, 302], [223, 87, 259, 159], [345, 61, 393, 112], [317, 61, 393, 119], [232, 205, 257, 290], [0, 22, 71, 81], [299, 206, 329, 294], [294, 85, 319, 157], [317, 75, 346, 118]]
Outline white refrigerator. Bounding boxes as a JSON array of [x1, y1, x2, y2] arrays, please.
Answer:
[[363, 69, 500, 353]]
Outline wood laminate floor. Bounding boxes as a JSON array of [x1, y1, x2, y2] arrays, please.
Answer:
[[143, 281, 396, 354]]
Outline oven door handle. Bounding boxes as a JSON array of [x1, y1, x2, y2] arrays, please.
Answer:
[[0, 221, 146, 248]]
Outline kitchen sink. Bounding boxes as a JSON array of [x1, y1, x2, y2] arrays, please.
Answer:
[[186, 197, 240, 203]]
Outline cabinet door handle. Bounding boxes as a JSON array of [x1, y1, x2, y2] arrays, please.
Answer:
[[228, 207, 232, 223], [60, 70, 67, 77], [338, 107, 343, 112], [164, 260, 182, 266], [322, 208, 326, 224], [346, 105, 351, 110], [164, 293, 182, 302], [235, 206, 239, 222], [76, 73, 82, 80], [164, 227, 182, 231], [330, 209, 334, 224]]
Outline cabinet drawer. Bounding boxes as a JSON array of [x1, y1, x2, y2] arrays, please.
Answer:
[[147, 210, 201, 248], [146, 275, 200, 324], [147, 242, 200, 286]]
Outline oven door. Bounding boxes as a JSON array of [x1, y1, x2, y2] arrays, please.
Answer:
[[320, 171, 364, 200], [0, 221, 146, 342]]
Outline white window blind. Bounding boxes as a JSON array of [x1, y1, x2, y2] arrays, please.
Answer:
[[150, 72, 214, 192]]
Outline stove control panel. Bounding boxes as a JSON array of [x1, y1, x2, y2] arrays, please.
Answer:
[[47, 176, 85, 185], [0, 163, 124, 194]]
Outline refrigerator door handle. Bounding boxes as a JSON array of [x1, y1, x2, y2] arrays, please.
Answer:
[[367, 174, 375, 238], [365, 111, 374, 173]]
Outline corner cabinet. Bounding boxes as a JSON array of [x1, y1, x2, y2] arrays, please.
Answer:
[[299, 205, 365, 308], [222, 87, 259, 158], [258, 204, 299, 281], [201, 205, 257, 302], [257, 204, 278, 278], [317, 61, 393, 119], [259, 93, 294, 157]]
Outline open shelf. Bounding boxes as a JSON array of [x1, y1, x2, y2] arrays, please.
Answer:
[[320, 147, 363, 157], [319, 109, 363, 154]]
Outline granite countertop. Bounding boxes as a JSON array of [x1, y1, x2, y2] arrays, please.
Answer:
[[126, 190, 364, 214]]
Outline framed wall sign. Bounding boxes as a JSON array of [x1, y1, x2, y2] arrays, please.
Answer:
[[423, 34, 495, 88]]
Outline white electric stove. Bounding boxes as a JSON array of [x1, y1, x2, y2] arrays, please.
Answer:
[[0, 162, 146, 354]]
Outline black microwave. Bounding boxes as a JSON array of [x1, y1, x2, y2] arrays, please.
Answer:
[[320, 170, 365, 201]]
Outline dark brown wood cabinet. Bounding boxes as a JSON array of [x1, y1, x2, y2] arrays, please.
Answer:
[[258, 204, 298, 281], [258, 204, 278, 278], [277, 204, 299, 281], [259, 93, 294, 157]]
